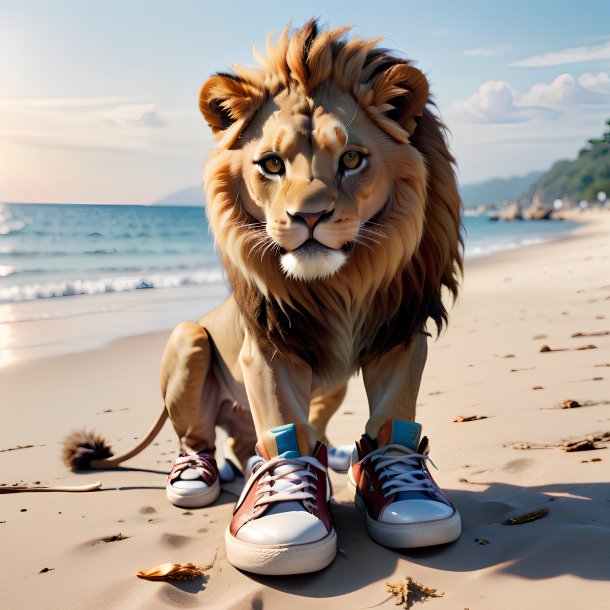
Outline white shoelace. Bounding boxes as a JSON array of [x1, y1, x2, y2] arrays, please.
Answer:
[[251, 455, 324, 509], [364, 443, 437, 498]]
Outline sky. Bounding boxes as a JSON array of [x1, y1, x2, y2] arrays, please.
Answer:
[[1, 0, 609, 204]]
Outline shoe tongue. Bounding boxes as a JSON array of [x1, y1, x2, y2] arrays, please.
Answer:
[[377, 419, 422, 452], [256, 423, 311, 460]]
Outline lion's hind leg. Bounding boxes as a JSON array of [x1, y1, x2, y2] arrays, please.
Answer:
[[161, 321, 226, 508], [161, 321, 221, 453]]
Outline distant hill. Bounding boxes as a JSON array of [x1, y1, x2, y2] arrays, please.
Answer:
[[153, 187, 203, 207], [459, 171, 544, 208], [519, 122, 610, 205]]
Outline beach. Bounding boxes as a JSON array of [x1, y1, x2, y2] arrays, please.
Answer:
[[1, 209, 609, 609]]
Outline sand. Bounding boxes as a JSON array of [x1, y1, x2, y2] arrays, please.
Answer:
[[1, 209, 609, 609]]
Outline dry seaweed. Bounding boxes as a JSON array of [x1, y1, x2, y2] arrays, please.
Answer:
[[505, 442, 552, 450], [136, 563, 204, 582], [540, 344, 597, 352], [504, 507, 549, 525], [562, 432, 610, 452], [0, 481, 102, 494], [102, 533, 130, 543], [385, 576, 443, 609], [506, 432, 610, 452], [0, 444, 35, 453], [453, 415, 489, 423], [560, 399, 581, 409]]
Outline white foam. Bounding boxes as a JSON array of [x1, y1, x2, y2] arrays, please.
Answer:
[[0, 269, 224, 303]]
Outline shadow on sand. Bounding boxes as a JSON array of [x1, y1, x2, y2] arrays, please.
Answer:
[[248, 480, 610, 597]]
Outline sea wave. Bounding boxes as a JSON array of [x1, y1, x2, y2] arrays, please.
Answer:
[[0, 269, 225, 303], [464, 236, 547, 260], [0, 219, 26, 235]]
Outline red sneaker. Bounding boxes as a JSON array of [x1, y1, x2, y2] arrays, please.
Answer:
[[225, 424, 336, 575], [348, 419, 461, 548], [166, 451, 220, 508]]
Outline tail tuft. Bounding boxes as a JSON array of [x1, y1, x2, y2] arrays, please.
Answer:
[[62, 429, 113, 470]]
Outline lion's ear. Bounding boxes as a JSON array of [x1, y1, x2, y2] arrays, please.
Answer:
[[199, 73, 264, 145], [365, 64, 429, 143]]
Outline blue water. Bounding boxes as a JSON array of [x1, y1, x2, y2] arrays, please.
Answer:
[[0, 203, 222, 303], [0, 202, 580, 304]]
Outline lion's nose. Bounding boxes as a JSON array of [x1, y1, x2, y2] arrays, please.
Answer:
[[287, 209, 334, 233]]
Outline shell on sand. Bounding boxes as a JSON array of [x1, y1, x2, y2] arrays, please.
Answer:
[[136, 563, 203, 582]]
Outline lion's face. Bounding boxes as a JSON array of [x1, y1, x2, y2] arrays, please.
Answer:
[[199, 25, 434, 287], [236, 85, 408, 280]]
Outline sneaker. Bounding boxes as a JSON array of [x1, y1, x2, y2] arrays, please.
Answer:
[[166, 451, 221, 509], [327, 444, 354, 473], [347, 419, 461, 548], [225, 423, 337, 575]]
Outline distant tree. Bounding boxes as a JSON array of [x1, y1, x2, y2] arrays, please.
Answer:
[[588, 118, 610, 146]]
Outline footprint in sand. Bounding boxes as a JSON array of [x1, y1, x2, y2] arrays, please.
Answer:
[[502, 458, 534, 473], [250, 598, 264, 610], [139, 506, 157, 515], [161, 533, 193, 548]]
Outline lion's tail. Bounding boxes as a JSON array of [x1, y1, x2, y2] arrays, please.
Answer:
[[62, 406, 169, 470]]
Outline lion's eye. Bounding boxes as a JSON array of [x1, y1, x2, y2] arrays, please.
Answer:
[[258, 155, 285, 176], [339, 150, 365, 172]]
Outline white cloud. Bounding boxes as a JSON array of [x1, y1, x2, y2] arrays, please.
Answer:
[[452, 71, 610, 124], [0, 96, 207, 204], [0, 97, 172, 155], [520, 73, 610, 109], [443, 71, 610, 183], [511, 40, 610, 67], [458, 80, 555, 123], [578, 71, 610, 93]]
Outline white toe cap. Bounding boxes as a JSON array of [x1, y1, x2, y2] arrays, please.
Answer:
[[381, 499, 455, 524], [170, 479, 209, 492], [236, 510, 327, 545]]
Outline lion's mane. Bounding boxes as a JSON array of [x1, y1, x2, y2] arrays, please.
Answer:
[[202, 20, 462, 378]]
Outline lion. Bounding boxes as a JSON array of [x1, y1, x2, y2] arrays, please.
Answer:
[[63, 20, 462, 572]]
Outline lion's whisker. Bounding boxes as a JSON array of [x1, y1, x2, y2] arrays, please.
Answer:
[[352, 237, 373, 251], [359, 227, 387, 240], [259, 238, 277, 262]]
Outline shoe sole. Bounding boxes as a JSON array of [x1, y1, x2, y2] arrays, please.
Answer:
[[347, 472, 461, 548], [166, 478, 221, 509], [225, 527, 337, 575]]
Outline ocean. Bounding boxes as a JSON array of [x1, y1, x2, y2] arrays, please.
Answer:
[[0, 202, 580, 365]]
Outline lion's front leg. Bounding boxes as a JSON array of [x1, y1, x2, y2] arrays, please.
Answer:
[[361, 331, 428, 439], [308, 385, 348, 444], [239, 331, 318, 452]]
